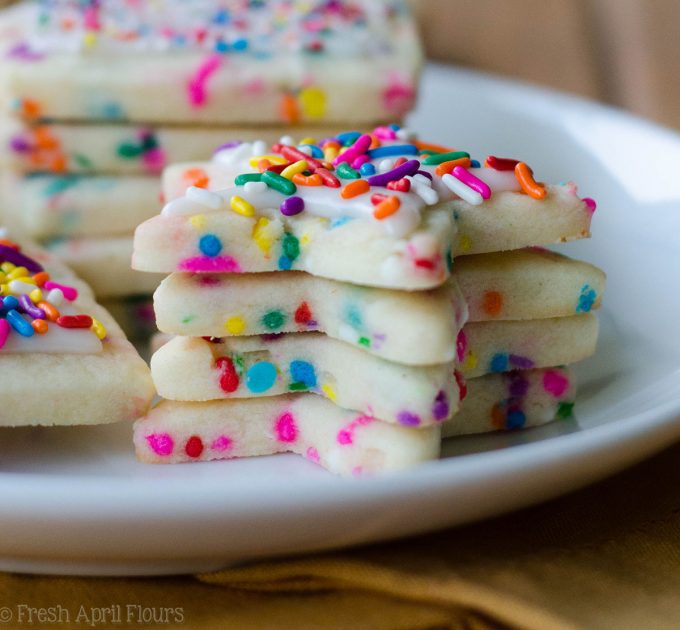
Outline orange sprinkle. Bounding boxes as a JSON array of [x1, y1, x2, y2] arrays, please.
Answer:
[[482, 291, 503, 317], [183, 168, 209, 189], [373, 195, 401, 220], [323, 140, 341, 151], [257, 159, 272, 173], [38, 301, 60, 322], [415, 140, 454, 153], [31, 319, 48, 334], [33, 271, 50, 287], [51, 155, 67, 173], [280, 94, 300, 124], [0, 239, 19, 250], [515, 162, 546, 200], [21, 98, 42, 120], [435, 157, 471, 176], [341, 180, 370, 199], [292, 173, 323, 186], [369, 134, 381, 150], [34, 127, 59, 150]]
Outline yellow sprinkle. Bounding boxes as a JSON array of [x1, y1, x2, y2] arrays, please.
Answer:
[[248, 154, 287, 167], [463, 352, 478, 371], [82, 31, 97, 48], [299, 137, 317, 146], [230, 195, 256, 217], [300, 233, 311, 247], [1, 262, 16, 273], [458, 234, 472, 253], [252, 217, 274, 255], [190, 214, 206, 229], [29, 288, 42, 303], [299, 87, 327, 119], [225, 316, 246, 335], [6, 266, 28, 280], [91, 317, 107, 340], [323, 147, 339, 162], [0, 283, 9, 296], [281, 160, 308, 180], [322, 383, 337, 403]]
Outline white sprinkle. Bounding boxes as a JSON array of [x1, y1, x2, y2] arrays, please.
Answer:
[[187, 186, 224, 210], [442, 173, 483, 205], [244, 181, 267, 194], [279, 135, 295, 146], [161, 196, 207, 217], [8, 280, 35, 295], [378, 158, 395, 173], [411, 181, 439, 205], [412, 173, 432, 186], [213, 142, 251, 165], [297, 145, 313, 156], [396, 127, 416, 141], [47, 288, 64, 306], [252, 140, 267, 156]]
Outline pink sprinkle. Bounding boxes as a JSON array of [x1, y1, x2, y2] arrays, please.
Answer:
[[179, 255, 241, 273], [337, 430, 353, 445], [452, 166, 492, 200], [352, 466, 364, 476], [352, 154, 371, 170], [83, 6, 101, 31], [244, 78, 266, 96], [146, 433, 174, 456], [187, 54, 222, 108], [456, 329, 468, 363], [199, 275, 222, 286], [333, 134, 372, 166], [142, 147, 166, 173], [583, 197, 597, 213], [382, 79, 416, 115], [43, 280, 78, 301], [0, 319, 9, 349], [543, 370, 570, 397], [211, 435, 233, 452], [337, 415, 375, 446], [373, 126, 397, 141], [306, 447, 320, 463], [275, 412, 298, 443]]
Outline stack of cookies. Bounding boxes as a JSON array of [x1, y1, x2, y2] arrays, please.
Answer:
[[0, 0, 421, 338], [131, 125, 603, 474]]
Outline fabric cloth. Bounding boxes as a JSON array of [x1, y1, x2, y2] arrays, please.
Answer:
[[2, 441, 680, 629]]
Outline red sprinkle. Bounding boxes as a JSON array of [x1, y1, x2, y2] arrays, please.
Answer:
[[184, 435, 204, 458], [265, 163, 289, 174], [414, 258, 435, 269], [393, 157, 407, 167], [386, 178, 411, 192], [370, 193, 388, 205], [454, 370, 468, 401], [294, 302, 312, 324], [486, 155, 520, 171], [315, 168, 341, 188], [216, 356, 239, 393], [56, 314, 92, 329], [281, 146, 323, 171]]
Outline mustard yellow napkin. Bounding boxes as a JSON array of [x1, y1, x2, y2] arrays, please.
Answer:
[[2, 442, 680, 630]]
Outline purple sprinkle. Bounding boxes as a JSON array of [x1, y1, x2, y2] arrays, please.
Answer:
[[10, 136, 31, 153], [261, 333, 284, 342], [0, 245, 43, 273], [432, 390, 450, 421], [18, 294, 45, 320], [397, 411, 421, 427], [280, 196, 304, 216], [508, 376, 530, 397], [367, 159, 421, 187], [6, 43, 44, 62], [214, 141, 242, 153], [415, 170, 433, 181], [509, 354, 534, 369]]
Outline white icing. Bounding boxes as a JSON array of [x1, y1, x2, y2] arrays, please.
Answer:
[[161, 196, 210, 217], [186, 186, 224, 210]]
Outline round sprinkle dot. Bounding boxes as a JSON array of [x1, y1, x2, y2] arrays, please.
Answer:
[[211, 435, 233, 451], [246, 361, 278, 393], [199, 233, 222, 257], [280, 196, 305, 216], [185, 435, 204, 458], [290, 360, 317, 388], [146, 433, 174, 456], [274, 412, 298, 443], [490, 353, 509, 373], [225, 316, 246, 334], [262, 310, 286, 330], [397, 411, 421, 426], [543, 369, 570, 397], [482, 290, 503, 317]]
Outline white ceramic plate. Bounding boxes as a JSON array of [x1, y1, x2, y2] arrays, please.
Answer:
[[2, 64, 680, 576]]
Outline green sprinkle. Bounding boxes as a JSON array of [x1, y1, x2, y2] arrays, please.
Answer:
[[557, 402, 575, 419], [117, 142, 143, 159], [181, 315, 195, 324], [262, 170, 297, 195], [358, 336, 370, 347], [289, 382, 309, 391], [73, 153, 93, 169], [282, 233, 300, 261], [234, 354, 245, 376], [336, 162, 360, 179], [262, 309, 286, 330], [422, 151, 471, 165], [235, 172, 263, 185]]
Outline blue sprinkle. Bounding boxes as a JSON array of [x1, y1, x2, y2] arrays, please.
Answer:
[[345, 304, 362, 328], [330, 216, 353, 229], [366, 144, 418, 158], [359, 163, 376, 176], [290, 360, 317, 388], [576, 284, 597, 313], [506, 408, 526, 429], [2, 296, 19, 311], [6, 309, 33, 337], [470, 159, 481, 168], [214, 40, 229, 53], [232, 38, 248, 51], [299, 144, 323, 159], [490, 353, 509, 373], [278, 255, 292, 270], [43, 176, 79, 197], [199, 234, 222, 257], [336, 131, 361, 145], [212, 9, 230, 24], [388, 123, 401, 131], [99, 102, 124, 120], [246, 361, 278, 393]]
